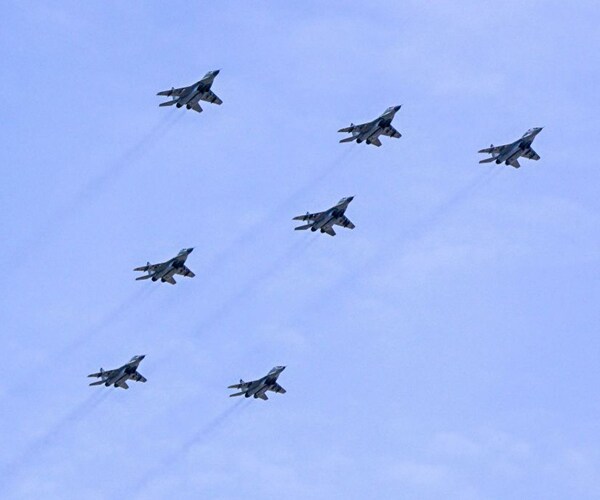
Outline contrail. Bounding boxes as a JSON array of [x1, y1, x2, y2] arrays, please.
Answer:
[[194, 235, 318, 337], [199, 147, 356, 276], [59, 284, 156, 357], [1, 389, 113, 491], [132, 399, 249, 496], [12, 112, 183, 262], [305, 164, 505, 302]]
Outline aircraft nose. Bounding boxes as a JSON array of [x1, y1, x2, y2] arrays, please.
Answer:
[[213, 69, 220, 76], [394, 105, 401, 111], [138, 355, 145, 360], [187, 247, 194, 253], [347, 196, 354, 202]]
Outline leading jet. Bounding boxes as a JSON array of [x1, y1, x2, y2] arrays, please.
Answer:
[[293, 196, 355, 236], [228, 366, 286, 401], [134, 248, 195, 285], [478, 127, 543, 169], [338, 105, 402, 147], [88, 355, 147, 390], [157, 70, 222, 113]]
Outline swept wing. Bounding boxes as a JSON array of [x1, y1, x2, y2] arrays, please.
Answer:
[[88, 369, 118, 379], [381, 125, 401, 139], [174, 265, 195, 278], [270, 383, 286, 394], [522, 147, 540, 161], [478, 144, 507, 154], [157, 86, 188, 97], [335, 215, 355, 229], [134, 262, 164, 273], [293, 211, 325, 222], [201, 90, 223, 105]]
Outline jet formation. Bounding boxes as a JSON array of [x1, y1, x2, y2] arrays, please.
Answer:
[[88, 355, 147, 390], [86, 69, 543, 399], [134, 248, 195, 285], [228, 366, 287, 401], [478, 127, 543, 169], [338, 106, 402, 147], [157, 70, 222, 113], [293, 196, 355, 236]]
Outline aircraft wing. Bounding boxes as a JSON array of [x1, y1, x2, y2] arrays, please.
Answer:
[[522, 147, 540, 161], [88, 369, 117, 379], [381, 125, 401, 138], [368, 137, 382, 147], [322, 225, 336, 236], [478, 144, 507, 154], [269, 383, 286, 394], [338, 121, 369, 133], [293, 211, 323, 222], [228, 381, 252, 390], [507, 159, 521, 169], [201, 90, 223, 105], [163, 275, 177, 285], [133, 262, 163, 273], [335, 215, 355, 229], [130, 372, 147, 383], [256, 393, 269, 400], [174, 265, 195, 278], [116, 381, 130, 390], [157, 86, 187, 97]]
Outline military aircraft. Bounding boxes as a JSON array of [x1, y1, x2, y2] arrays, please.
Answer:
[[338, 105, 402, 147], [293, 196, 355, 236], [478, 127, 543, 169], [157, 70, 222, 113], [134, 248, 195, 285], [228, 366, 286, 401], [88, 355, 147, 390]]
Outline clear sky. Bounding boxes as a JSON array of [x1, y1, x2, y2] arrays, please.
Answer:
[[1, 1, 599, 499]]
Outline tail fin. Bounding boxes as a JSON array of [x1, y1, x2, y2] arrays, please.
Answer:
[[339, 136, 356, 144], [229, 391, 245, 397], [159, 100, 177, 107], [479, 157, 495, 164], [294, 224, 312, 231]]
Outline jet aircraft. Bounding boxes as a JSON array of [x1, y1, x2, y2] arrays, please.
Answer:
[[88, 355, 147, 390], [228, 366, 287, 401], [134, 248, 195, 285], [338, 106, 402, 147], [293, 196, 355, 236], [478, 127, 543, 169], [157, 70, 222, 113]]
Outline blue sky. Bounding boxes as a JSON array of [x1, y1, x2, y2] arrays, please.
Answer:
[[1, 1, 599, 498]]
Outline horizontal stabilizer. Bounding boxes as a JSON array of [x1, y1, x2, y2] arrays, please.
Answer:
[[159, 100, 176, 107], [339, 136, 356, 143], [294, 224, 312, 231], [89, 380, 105, 386], [479, 157, 496, 164], [136, 275, 152, 281], [229, 391, 245, 397]]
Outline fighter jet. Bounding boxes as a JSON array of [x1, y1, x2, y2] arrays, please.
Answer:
[[293, 196, 355, 236], [338, 105, 402, 147], [157, 70, 222, 113], [134, 248, 195, 285], [228, 366, 286, 401], [88, 355, 147, 390], [478, 127, 543, 169]]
